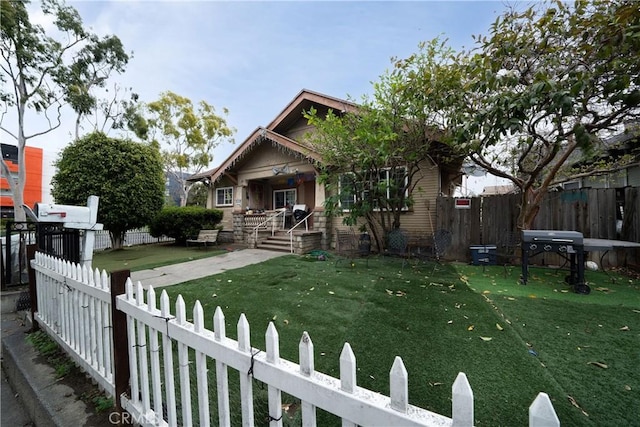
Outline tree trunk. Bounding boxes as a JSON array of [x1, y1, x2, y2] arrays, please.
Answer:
[[110, 231, 125, 250]]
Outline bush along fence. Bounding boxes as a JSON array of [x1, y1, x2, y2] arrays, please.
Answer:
[[29, 250, 561, 427]]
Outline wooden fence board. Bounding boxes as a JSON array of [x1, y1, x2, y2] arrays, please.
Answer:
[[437, 188, 639, 267]]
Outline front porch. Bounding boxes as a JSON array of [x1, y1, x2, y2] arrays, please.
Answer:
[[233, 210, 327, 254]]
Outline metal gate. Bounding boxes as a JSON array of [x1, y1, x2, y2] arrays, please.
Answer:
[[2, 221, 80, 288]]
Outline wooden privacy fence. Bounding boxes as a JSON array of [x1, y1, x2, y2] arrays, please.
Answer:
[[31, 252, 561, 427], [437, 187, 640, 265]]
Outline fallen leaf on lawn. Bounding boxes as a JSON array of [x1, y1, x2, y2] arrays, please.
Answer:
[[480, 336, 492, 341], [459, 275, 469, 285], [528, 294, 537, 298], [309, 287, 315, 291], [625, 385, 632, 391], [429, 382, 443, 387], [455, 303, 461, 309], [385, 289, 393, 295], [283, 319, 289, 325], [496, 323, 504, 331], [505, 319, 512, 324], [272, 315, 277, 321], [227, 279, 232, 283], [633, 309, 640, 314], [587, 361, 608, 369], [482, 290, 491, 294], [467, 325, 475, 331], [447, 320, 453, 324], [620, 326, 630, 331], [568, 395, 589, 417], [507, 297, 516, 301], [560, 289, 569, 293], [212, 293, 217, 298], [396, 290, 406, 297], [328, 291, 335, 295], [595, 287, 610, 292]]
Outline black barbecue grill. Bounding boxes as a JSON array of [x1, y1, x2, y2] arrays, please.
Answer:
[[521, 230, 589, 293]]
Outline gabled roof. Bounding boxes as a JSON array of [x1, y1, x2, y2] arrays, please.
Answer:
[[206, 127, 323, 184], [191, 89, 356, 184], [267, 89, 358, 133]]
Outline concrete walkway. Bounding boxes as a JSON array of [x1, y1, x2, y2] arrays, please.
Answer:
[[130, 248, 289, 288]]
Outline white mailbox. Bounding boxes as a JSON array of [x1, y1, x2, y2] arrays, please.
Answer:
[[33, 195, 101, 230], [35, 203, 91, 223]]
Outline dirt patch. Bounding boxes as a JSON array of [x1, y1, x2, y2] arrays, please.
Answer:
[[27, 332, 117, 426]]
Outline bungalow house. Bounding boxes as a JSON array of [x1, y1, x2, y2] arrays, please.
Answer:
[[188, 89, 462, 254]]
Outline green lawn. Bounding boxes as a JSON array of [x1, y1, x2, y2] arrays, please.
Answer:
[[158, 255, 639, 426], [91, 242, 226, 272]]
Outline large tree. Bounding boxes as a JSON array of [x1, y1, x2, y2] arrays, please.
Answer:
[[305, 39, 464, 251], [0, 0, 129, 222], [133, 91, 235, 206], [456, 0, 640, 230], [51, 132, 165, 249]]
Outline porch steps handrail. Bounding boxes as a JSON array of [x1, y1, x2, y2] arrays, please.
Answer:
[[286, 211, 314, 253], [252, 209, 286, 243]]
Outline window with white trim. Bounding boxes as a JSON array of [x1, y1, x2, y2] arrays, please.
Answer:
[[339, 167, 408, 211], [273, 189, 296, 209], [216, 187, 233, 207]]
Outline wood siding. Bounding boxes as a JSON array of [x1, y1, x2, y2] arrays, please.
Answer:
[[328, 159, 440, 244]]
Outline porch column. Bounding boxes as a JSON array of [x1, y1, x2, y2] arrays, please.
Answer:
[[233, 185, 247, 212], [314, 178, 326, 209]]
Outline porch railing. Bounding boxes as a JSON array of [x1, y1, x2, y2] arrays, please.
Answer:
[[252, 209, 286, 244], [286, 211, 314, 253]]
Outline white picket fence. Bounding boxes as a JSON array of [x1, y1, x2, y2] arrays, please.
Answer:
[[30, 252, 115, 396], [31, 252, 561, 427], [94, 227, 175, 251]]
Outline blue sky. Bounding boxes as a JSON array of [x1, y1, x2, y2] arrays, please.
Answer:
[[18, 1, 512, 163], [15, 1, 517, 194]]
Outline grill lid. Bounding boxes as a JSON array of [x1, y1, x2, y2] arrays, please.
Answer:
[[521, 230, 584, 244]]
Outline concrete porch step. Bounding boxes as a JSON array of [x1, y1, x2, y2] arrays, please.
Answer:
[[257, 234, 293, 253]]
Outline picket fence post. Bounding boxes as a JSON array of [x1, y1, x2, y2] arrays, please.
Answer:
[[339, 343, 357, 427], [194, 301, 211, 427], [452, 372, 474, 427], [213, 306, 230, 427], [266, 322, 283, 426], [160, 290, 178, 426], [529, 392, 560, 427], [237, 313, 255, 426], [176, 295, 193, 426], [299, 331, 316, 425]]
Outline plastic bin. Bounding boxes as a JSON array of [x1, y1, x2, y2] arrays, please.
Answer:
[[470, 245, 497, 266]]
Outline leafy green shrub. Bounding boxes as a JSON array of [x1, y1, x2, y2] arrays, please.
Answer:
[[149, 206, 223, 245]]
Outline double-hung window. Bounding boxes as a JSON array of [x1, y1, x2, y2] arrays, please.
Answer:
[[216, 187, 234, 207], [273, 189, 297, 209], [338, 167, 408, 211]]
